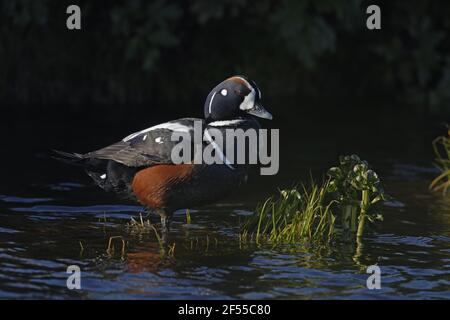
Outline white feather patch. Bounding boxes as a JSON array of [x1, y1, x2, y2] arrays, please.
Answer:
[[239, 88, 256, 111], [208, 119, 246, 127], [123, 122, 192, 141]]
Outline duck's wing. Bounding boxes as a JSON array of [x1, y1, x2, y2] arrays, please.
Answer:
[[85, 118, 204, 167]]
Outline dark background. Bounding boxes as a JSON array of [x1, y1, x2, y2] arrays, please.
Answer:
[[0, 0, 449, 189]]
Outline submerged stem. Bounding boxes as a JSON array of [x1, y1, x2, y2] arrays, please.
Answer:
[[342, 205, 352, 232], [357, 190, 370, 238], [350, 206, 357, 232]]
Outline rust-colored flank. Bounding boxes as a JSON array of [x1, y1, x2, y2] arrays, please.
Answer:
[[131, 164, 195, 209]]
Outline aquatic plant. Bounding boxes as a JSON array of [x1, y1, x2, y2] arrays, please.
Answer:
[[106, 236, 126, 257], [430, 128, 450, 195], [186, 209, 192, 224], [241, 181, 337, 243], [127, 213, 154, 233], [327, 155, 385, 238], [241, 155, 386, 244], [126, 214, 178, 256], [126, 213, 165, 248]]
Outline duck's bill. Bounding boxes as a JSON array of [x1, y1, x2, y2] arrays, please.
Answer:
[[245, 102, 273, 120]]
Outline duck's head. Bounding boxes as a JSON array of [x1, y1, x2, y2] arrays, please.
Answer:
[[204, 75, 273, 123]]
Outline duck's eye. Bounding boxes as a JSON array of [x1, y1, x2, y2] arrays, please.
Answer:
[[220, 89, 228, 96]]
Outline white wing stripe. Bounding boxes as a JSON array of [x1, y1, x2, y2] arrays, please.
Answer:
[[123, 122, 192, 141]]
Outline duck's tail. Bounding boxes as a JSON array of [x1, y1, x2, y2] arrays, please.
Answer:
[[52, 149, 111, 190], [52, 150, 136, 197], [51, 150, 87, 167]]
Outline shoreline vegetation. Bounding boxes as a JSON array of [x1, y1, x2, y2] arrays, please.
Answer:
[[241, 155, 387, 245], [430, 127, 450, 196]]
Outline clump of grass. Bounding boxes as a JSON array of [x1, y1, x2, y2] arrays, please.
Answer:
[[241, 181, 337, 243], [430, 127, 450, 195], [126, 213, 154, 233], [126, 213, 165, 248], [241, 155, 387, 244]]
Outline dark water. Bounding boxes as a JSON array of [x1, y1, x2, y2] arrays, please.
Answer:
[[0, 108, 449, 299]]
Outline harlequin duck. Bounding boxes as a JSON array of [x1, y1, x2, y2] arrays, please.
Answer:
[[55, 76, 272, 233]]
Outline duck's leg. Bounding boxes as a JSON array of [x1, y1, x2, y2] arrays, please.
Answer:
[[142, 207, 152, 219], [161, 215, 172, 232], [157, 209, 172, 241]]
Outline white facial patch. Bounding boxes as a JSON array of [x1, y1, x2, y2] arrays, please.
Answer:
[[239, 88, 256, 111], [100, 174, 107, 179], [155, 137, 163, 144], [143, 134, 147, 141], [220, 89, 228, 96], [234, 76, 261, 108]]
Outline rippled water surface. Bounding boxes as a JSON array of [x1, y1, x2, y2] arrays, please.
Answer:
[[0, 114, 449, 299]]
